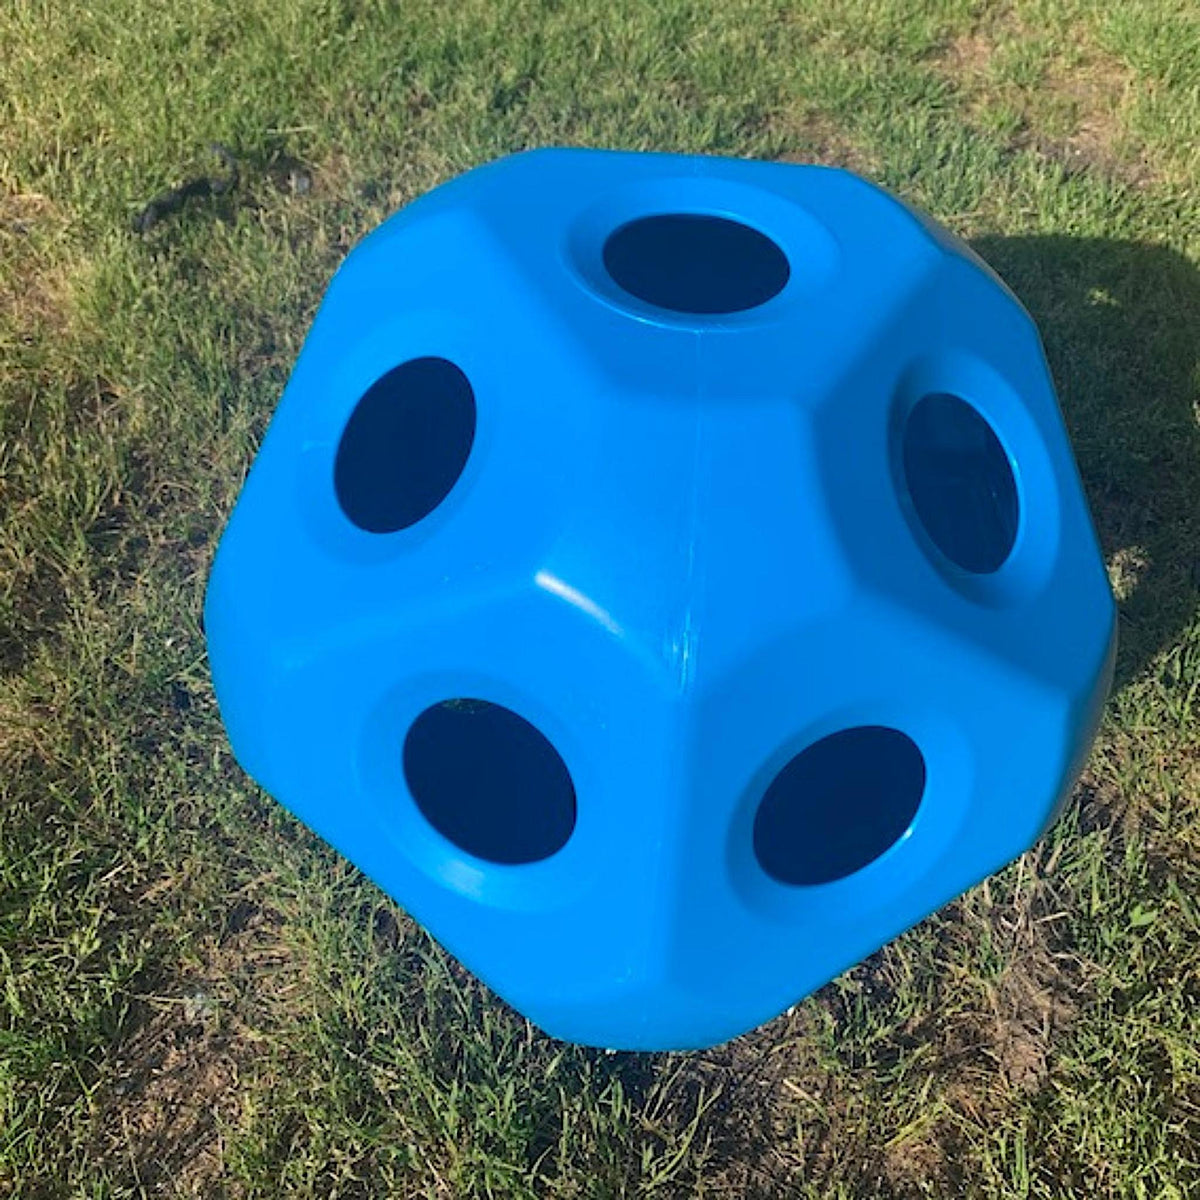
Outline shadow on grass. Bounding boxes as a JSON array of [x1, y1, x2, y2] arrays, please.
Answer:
[[972, 235, 1200, 692]]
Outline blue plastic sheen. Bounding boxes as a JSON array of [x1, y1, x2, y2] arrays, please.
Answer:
[[204, 149, 1116, 1051]]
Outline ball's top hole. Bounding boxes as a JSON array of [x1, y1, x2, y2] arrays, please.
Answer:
[[602, 213, 790, 315]]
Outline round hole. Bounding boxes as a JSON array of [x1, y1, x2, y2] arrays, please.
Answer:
[[403, 699, 576, 865], [601, 214, 790, 315], [335, 356, 476, 534], [753, 726, 925, 886], [901, 393, 1018, 574]]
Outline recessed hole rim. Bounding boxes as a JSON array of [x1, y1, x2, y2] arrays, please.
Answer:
[[889, 351, 1063, 609], [565, 177, 840, 328], [359, 674, 601, 912], [726, 705, 973, 920], [295, 320, 490, 564]]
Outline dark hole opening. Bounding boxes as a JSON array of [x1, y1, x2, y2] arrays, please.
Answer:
[[753, 726, 925, 886], [602, 213, 790, 315], [335, 356, 476, 534], [902, 392, 1019, 574], [403, 699, 576, 865]]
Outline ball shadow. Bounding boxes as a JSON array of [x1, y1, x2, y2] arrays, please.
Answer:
[[971, 235, 1200, 691]]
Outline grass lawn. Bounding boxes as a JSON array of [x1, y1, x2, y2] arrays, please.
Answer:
[[2, 0, 1198, 1195]]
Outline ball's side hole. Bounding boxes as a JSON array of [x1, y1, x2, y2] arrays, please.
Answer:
[[403, 699, 577, 865], [335, 356, 476, 534], [901, 392, 1019, 574], [753, 726, 926, 886]]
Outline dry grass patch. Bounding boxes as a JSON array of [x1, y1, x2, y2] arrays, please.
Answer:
[[0, 191, 81, 339], [91, 893, 304, 1198], [775, 113, 881, 176], [934, 19, 1157, 186]]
